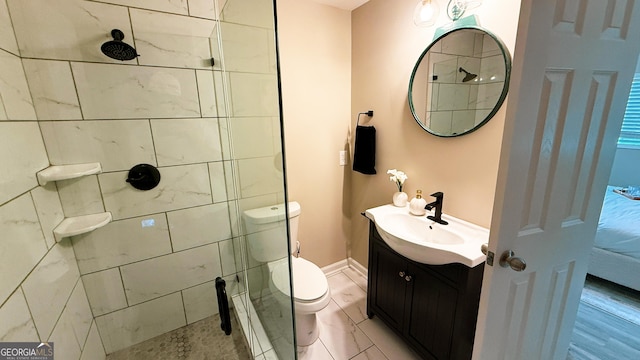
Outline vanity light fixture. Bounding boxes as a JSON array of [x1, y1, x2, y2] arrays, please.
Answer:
[[414, 0, 482, 27], [446, 0, 482, 21], [413, 0, 440, 27]]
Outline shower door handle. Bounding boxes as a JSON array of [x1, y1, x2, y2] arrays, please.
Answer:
[[215, 277, 232, 335]]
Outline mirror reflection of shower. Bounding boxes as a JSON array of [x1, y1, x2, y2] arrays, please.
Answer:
[[458, 67, 477, 82]]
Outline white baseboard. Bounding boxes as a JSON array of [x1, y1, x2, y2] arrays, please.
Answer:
[[321, 259, 348, 276], [320, 257, 368, 279], [347, 257, 367, 278]]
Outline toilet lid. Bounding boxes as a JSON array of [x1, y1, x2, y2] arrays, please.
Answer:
[[272, 257, 328, 302]]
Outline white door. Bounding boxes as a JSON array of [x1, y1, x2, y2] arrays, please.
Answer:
[[473, 1, 640, 359]]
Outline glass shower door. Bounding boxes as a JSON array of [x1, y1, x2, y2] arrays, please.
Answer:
[[214, 0, 297, 359]]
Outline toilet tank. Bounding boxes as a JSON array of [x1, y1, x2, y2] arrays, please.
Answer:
[[243, 202, 301, 263]]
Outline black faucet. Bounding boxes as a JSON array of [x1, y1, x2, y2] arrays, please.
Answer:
[[425, 191, 448, 225]]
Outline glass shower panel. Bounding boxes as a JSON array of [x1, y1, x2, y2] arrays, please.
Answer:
[[215, 0, 297, 359]]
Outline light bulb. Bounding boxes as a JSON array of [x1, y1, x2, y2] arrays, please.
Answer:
[[413, 0, 439, 27]]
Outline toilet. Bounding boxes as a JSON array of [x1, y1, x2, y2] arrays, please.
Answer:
[[243, 201, 331, 347]]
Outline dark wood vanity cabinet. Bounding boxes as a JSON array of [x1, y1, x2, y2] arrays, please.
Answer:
[[367, 222, 484, 360]]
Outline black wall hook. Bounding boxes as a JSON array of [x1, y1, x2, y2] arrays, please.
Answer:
[[126, 164, 161, 190]]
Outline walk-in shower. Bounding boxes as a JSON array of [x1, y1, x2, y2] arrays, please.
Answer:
[[0, 0, 295, 359]]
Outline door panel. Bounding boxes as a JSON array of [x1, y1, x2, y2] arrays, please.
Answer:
[[474, 0, 640, 359]]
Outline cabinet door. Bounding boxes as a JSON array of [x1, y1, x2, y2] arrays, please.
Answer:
[[370, 240, 407, 331], [405, 263, 458, 360]]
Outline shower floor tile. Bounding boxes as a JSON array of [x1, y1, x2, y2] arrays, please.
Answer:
[[106, 312, 250, 360]]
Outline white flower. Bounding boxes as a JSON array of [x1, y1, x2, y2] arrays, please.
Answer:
[[387, 169, 407, 191]]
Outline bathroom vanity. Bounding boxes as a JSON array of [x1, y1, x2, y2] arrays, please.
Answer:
[[367, 221, 484, 360]]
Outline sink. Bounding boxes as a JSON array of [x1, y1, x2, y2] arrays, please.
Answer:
[[365, 204, 489, 267]]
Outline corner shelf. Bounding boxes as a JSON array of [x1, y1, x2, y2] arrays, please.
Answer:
[[53, 212, 112, 243], [37, 162, 102, 185]]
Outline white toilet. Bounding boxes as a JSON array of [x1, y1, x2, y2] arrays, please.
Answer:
[[243, 201, 331, 347]]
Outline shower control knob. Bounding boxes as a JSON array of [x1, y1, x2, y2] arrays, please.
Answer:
[[126, 164, 161, 191]]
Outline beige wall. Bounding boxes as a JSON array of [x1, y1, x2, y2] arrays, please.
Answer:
[[349, 0, 521, 266], [278, 0, 353, 267]]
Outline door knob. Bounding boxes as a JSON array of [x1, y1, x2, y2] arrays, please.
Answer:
[[399, 271, 405, 278], [499, 250, 526, 271], [404, 275, 412, 282], [480, 243, 495, 266]]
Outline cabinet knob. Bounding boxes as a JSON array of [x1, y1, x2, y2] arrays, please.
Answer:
[[405, 275, 412, 282], [399, 271, 405, 277]]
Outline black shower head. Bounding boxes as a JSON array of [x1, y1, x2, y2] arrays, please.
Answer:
[[458, 67, 477, 83], [101, 29, 138, 61]]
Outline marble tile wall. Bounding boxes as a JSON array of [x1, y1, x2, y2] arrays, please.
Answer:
[[0, 0, 19, 56], [0, 122, 49, 205], [96, 293, 187, 354], [7, 0, 135, 63], [22, 59, 83, 120], [71, 63, 202, 119], [0, 11, 104, 358], [130, 9, 216, 69], [0, 194, 107, 360], [0, 50, 36, 120], [2, 0, 285, 356]]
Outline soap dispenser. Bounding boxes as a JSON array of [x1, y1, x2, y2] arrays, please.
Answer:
[[409, 190, 427, 216]]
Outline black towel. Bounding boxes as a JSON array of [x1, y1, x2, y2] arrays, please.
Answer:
[[353, 125, 376, 175]]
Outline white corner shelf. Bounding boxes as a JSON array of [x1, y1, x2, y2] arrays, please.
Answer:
[[37, 162, 102, 185], [53, 212, 112, 243]]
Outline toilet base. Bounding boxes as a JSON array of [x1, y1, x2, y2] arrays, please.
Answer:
[[295, 312, 320, 347]]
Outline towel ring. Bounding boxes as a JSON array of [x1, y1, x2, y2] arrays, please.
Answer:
[[356, 110, 374, 126]]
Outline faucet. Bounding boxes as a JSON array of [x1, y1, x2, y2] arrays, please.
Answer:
[[425, 191, 448, 225]]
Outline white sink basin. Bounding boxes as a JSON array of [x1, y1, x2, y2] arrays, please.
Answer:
[[365, 204, 488, 267]]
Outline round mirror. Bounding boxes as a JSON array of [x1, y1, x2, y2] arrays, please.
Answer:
[[409, 26, 511, 137]]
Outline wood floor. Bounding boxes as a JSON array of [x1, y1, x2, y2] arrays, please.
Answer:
[[568, 275, 640, 360]]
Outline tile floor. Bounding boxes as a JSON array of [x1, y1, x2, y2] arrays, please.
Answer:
[[101, 265, 425, 360], [294, 267, 422, 360], [105, 312, 250, 359], [313, 269, 640, 360], [103, 268, 640, 360]]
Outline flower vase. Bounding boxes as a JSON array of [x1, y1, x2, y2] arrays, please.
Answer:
[[392, 191, 408, 207]]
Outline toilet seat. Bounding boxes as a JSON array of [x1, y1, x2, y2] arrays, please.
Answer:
[[271, 257, 329, 302]]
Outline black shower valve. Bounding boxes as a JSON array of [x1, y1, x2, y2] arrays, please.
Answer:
[[126, 164, 161, 191]]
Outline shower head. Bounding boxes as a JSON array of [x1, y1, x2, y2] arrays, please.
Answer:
[[101, 29, 139, 61], [458, 67, 477, 83]]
